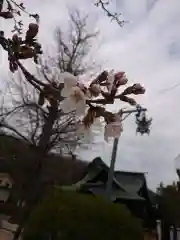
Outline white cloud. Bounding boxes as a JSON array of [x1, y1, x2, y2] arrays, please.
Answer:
[[1, 0, 180, 190]]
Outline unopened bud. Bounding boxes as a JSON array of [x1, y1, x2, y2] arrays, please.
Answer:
[[12, 34, 19, 43], [26, 23, 39, 40], [132, 83, 145, 95]]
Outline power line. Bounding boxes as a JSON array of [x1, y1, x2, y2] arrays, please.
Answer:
[[158, 82, 180, 95]]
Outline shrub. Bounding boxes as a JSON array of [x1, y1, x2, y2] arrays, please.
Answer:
[[23, 190, 143, 240]]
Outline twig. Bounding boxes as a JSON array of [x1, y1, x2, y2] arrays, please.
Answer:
[[94, 0, 125, 27], [0, 121, 31, 143]]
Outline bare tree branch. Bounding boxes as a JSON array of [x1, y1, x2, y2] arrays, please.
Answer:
[[55, 9, 99, 76], [0, 120, 31, 144], [94, 0, 126, 27]]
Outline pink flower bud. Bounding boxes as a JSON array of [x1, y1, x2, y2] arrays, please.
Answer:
[[26, 23, 39, 40], [12, 34, 19, 43], [132, 83, 145, 94], [114, 72, 128, 87], [115, 72, 125, 79]]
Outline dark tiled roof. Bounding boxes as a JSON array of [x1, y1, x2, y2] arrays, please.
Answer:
[[114, 171, 145, 193], [79, 157, 157, 202], [87, 186, 145, 201]]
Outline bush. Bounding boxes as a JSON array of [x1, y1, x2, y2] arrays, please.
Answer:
[[23, 190, 143, 240]]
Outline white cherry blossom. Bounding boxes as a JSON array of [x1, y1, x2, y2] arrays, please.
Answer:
[[76, 123, 93, 143], [106, 69, 115, 93], [60, 86, 86, 115], [61, 72, 79, 97], [60, 72, 89, 115]]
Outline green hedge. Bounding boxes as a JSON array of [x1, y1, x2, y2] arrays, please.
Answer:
[[23, 190, 143, 240]]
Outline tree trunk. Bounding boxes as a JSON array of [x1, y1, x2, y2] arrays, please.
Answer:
[[13, 103, 58, 240]]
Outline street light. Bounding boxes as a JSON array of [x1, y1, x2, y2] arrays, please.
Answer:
[[135, 108, 152, 135], [105, 105, 152, 200]]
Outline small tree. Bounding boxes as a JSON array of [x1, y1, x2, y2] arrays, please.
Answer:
[[23, 190, 143, 240], [157, 182, 180, 226]]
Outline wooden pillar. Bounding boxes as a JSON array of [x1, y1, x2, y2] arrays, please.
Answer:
[[177, 228, 180, 240], [170, 226, 174, 240], [156, 220, 162, 240]]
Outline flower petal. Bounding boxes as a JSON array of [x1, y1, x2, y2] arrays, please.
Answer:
[[61, 87, 73, 97], [84, 89, 92, 99], [107, 70, 115, 92], [77, 123, 92, 143], [89, 83, 101, 97], [63, 72, 78, 87], [71, 86, 85, 102], [77, 82, 87, 91], [75, 99, 87, 116], [60, 98, 77, 113]]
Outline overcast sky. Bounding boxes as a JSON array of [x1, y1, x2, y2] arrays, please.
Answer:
[[1, 0, 180, 190]]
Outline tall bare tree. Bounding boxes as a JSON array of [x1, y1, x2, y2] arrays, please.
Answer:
[[0, 9, 99, 155], [0, 9, 99, 239], [55, 10, 99, 76]]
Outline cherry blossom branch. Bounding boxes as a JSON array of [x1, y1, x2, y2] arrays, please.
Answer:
[[12, 65, 145, 121], [87, 83, 145, 106], [17, 61, 45, 90]]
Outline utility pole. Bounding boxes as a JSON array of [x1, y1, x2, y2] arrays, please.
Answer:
[[105, 106, 147, 201], [105, 137, 119, 200]]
